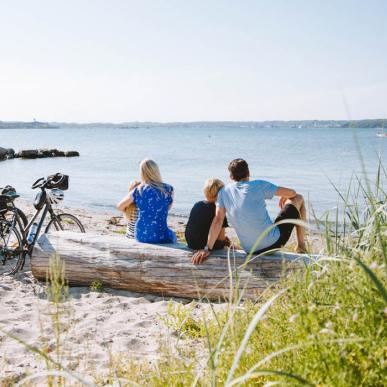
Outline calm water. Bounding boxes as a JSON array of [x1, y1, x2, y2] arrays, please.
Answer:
[[0, 125, 385, 217]]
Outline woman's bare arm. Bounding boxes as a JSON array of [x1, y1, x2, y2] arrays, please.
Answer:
[[116, 189, 135, 212]]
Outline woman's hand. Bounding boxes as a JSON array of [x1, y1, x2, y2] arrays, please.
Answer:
[[192, 250, 211, 265], [129, 180, 141, 190]]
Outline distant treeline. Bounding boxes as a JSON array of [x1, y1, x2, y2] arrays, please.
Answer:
[[0, 119, 385, 129], [0, 121, 58, 129]]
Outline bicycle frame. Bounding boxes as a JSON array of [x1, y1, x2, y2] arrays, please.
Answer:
[[9, 189, 62, 255]]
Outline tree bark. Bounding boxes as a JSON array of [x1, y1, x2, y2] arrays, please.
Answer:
[[31, 231, 307, 301]]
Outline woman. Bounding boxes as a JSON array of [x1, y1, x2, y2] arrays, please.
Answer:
[[117, 159, 176, 244]]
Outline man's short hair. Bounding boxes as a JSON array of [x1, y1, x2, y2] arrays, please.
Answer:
[[228, 159, 249, 181]]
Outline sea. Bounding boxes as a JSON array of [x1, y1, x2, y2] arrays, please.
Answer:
[[0, 125, 385, 219]]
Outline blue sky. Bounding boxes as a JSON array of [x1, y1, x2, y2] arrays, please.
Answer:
[[0, 0, 386, 122]]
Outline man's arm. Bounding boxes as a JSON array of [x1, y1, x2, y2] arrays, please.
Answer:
[[207, 206, 226, 250], [191, 207, 226, 265]]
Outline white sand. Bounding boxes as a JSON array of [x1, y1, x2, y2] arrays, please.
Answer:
[[0, 201, 224, 382], [0, 200, 322, 382]]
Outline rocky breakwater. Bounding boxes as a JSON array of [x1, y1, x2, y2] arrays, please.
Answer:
[[0, 147, 80, 161]]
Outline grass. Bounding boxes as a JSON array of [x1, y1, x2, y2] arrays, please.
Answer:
[[106, 166, 386, 386], [2, 165, 386, 386], [89, 279, 104, 293]]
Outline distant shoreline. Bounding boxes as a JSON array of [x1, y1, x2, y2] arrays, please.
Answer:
[[0, 118, 386, 129]]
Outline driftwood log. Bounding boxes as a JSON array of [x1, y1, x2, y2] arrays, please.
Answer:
[[32, 231, 309, 301]]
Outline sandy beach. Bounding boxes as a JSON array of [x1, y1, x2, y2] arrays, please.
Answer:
[[0, 201, 228, 383], [0, 199, 323, 383]]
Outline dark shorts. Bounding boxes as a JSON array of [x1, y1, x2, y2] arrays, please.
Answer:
[[253, 204, 300, 255]]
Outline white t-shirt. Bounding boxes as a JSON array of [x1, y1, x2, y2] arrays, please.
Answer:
[[217, 180, 280, 253]]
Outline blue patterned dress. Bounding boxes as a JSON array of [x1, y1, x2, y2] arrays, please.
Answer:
[[132, 183, 177, 244]]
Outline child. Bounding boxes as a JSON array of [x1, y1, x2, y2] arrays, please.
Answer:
[[185, 178, 229, 251], [124, 180, 140, 239]]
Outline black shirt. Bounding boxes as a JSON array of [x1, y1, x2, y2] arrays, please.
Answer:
[[185, 200, 228, 250]]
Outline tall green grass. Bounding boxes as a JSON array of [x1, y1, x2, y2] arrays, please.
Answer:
[[108, 166, 386, 386], [3, 165, 386, 386]]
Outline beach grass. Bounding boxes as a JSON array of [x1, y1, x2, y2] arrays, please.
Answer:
[[2, 165, 386, 386], [104, 166, 386, 386]]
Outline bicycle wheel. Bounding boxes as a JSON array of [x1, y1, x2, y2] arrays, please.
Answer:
[[0, 219, 25, 274], [45, 213, 85, 234], [2, 207, 28, 229]]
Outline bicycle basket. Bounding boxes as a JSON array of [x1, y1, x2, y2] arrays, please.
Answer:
[[47, 174, 69, 190]]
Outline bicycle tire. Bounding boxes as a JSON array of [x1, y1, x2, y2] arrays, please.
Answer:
[[15, 208, 28, 228], [0, 219, 25, 274], [45, 213, 85, 234], [1, 207, 28, 229]]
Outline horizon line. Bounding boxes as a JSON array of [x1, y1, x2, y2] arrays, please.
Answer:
[[1, 118, 386, 125]]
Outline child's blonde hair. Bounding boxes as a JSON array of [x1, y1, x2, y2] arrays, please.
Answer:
[[203, 178, 224, 201], [124, 180, 140, 222]]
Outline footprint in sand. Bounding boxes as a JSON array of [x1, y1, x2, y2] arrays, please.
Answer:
[[129, 297, 151, 305], [134, 319, 154, 329]]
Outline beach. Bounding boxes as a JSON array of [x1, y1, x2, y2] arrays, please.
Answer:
[[0, 201, 235, 382], [1, 1, 385, 383], [0, 198, 325, 382]]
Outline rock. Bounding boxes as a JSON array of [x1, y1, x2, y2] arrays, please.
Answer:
[[51, 149, 65, 157], [0, 147, 7, 160], [20, 149, 39, 159], [65, 151, 80, 157], [38, 149, 52, 158], [49, 148, 59, 156], [0, 148, 78, 160], [0, 147, 14, 160]]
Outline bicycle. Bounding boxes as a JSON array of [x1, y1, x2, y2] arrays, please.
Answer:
[[0, 185, 28, 228], [0, 173, 85, 274]]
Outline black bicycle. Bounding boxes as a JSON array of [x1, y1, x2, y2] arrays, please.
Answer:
[[0, 173, 85, 274]]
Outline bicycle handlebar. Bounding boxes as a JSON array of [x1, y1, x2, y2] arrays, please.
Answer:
[[31, 173, 65, 190], [31, 177, 45, 189]]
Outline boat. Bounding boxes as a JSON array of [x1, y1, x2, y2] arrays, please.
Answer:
[[376, 128, 387, 137]]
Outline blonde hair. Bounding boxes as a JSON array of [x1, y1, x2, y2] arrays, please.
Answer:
[[124, 180, 140, 222], [203, 178, 224, 201], [139, 159, 164, 191]]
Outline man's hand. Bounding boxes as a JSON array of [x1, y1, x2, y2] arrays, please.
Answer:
[[223, 236, 231, 247], [279, 197, 287, 209], [192, 250, 211, 265]]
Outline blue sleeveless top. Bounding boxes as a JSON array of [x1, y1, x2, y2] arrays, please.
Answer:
[[132, 183, 177, 244]]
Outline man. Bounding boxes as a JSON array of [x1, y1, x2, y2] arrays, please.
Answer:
[[192, 158, 307, 264]]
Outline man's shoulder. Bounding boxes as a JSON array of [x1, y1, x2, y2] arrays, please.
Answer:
[[222, 183, 236, 192], [249, 179, 273, 188]]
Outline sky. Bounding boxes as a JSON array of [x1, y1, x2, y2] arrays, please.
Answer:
[[0, 0, 386, 122]]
